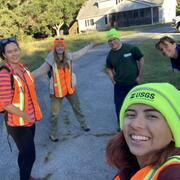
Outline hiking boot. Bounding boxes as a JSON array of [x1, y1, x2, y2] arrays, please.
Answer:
[[49, 135, 59, 142], [29, 176, 42, 180], [83, 127, 90, 132], [81, 125, 90, 132]]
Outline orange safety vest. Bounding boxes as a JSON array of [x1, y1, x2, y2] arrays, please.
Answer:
[[52, 62, 75, 98], [114, 155, 180, 180], [8, 64, 42, 126]]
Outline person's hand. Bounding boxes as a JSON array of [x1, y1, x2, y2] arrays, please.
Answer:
[[112, 79, 116, 85], [24, 113, 31, 122], [136, 76, 141, 84]]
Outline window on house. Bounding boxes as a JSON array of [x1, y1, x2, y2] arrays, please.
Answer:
[[85, 20, 90, 27], [116, 0, 123, 4], [105, 15, 108, 24], [140, 10, 144, 17], [90, 19, 94, 25], [85, 19, 94, 27], [133, 10, 138, 18], [112, 14, 116, 21]]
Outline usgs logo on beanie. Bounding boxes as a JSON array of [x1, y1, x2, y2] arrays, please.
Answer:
[[120, 83, 180, 147], [130, 91, 155, 100]]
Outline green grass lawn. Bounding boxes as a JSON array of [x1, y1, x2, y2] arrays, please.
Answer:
[[137, 39, 180, 89], [20, 23, 170, 67], [1, 23, 179, 89]]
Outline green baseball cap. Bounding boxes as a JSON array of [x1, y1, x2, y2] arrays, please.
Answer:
[[120, 83, 180, 147], [107, 28, 120, 40]]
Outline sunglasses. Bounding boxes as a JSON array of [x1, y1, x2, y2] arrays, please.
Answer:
[[0, 37, 17, 45], [55, 38, 64, 40], [108, 38, 118, 43]]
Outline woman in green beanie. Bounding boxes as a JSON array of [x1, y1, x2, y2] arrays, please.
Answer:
[[106, 82, 180, 179]]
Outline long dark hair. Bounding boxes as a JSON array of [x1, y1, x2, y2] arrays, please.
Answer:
[[0, 39, 19, 60], [53, 49, 69, 68], [106, 132, 178, 170]]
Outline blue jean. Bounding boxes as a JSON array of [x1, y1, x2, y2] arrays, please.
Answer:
[[114, 82, 137, 129]]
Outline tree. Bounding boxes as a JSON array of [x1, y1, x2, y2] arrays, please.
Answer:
[[38, 0, 64, 36], [0, 8, 22, 37], [37, 0, 85, 36], [177, 0, 180, 15], [0, 0, 86, 38], [0, 0, 32, 37]]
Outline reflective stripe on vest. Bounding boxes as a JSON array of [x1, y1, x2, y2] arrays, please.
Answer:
[[9, 65, 42, 126], [131, 155, 180, 180], [53, 63, 62, 97], [13, 74, 25, 126], [113, 175, 120, 180], [147, 155, 180, 180], [52, 63, 75, 98], [24, 67, 34, 82]]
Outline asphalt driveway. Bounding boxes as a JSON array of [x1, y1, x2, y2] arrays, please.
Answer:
[[0, 25, 178, 180]]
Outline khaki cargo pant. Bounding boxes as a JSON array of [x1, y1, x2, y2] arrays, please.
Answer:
[[50, 92, 88, 137]]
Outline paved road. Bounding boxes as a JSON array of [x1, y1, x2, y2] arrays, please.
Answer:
[[0, 40, 116, 180], [0, 25, 179, 180]]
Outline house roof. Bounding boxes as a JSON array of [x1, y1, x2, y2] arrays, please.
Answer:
[[137, 0, 164, 5], [77, 0, 111, 20], [108, 0, 160, 14], [77, 0, 164, 20]]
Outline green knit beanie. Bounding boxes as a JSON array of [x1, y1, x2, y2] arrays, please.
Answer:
[[107, 28, 120, 40], [120, 83, 180, 147]]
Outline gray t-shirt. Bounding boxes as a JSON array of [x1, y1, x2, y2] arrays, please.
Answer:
[[45, 51, 73, 95]]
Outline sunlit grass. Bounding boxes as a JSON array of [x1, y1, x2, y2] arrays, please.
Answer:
[[5, 22, 178, 88], [1, 23, 179, 88], [137, 38, 180, 89]]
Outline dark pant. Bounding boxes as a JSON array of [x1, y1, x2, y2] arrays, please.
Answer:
[[6, 123, 36, 180], [114, 83, 137, 129]]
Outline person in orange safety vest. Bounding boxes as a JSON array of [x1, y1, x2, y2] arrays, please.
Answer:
[[106, 83, 180, 180], [0, 37, 42, 180], [32, 38, 93, 142]]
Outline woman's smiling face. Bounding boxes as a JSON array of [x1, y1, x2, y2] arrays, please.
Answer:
[[55, 45, 65, 55], [123, 104, 173, 161], [3, 42, 21, 64]]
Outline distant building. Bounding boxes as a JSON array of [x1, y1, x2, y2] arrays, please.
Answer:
[[76, 0, 177, 33]]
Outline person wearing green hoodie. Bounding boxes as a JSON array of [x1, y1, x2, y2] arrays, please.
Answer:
[[105, 28, 144, 131], [106, 82, 180, 180]]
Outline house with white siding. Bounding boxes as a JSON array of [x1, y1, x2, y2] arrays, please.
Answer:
[[76, 0, 177, 33]]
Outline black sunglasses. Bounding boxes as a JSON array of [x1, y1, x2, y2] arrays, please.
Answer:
[[0, 37, 17, 45], [55, 38, 64, 40]]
